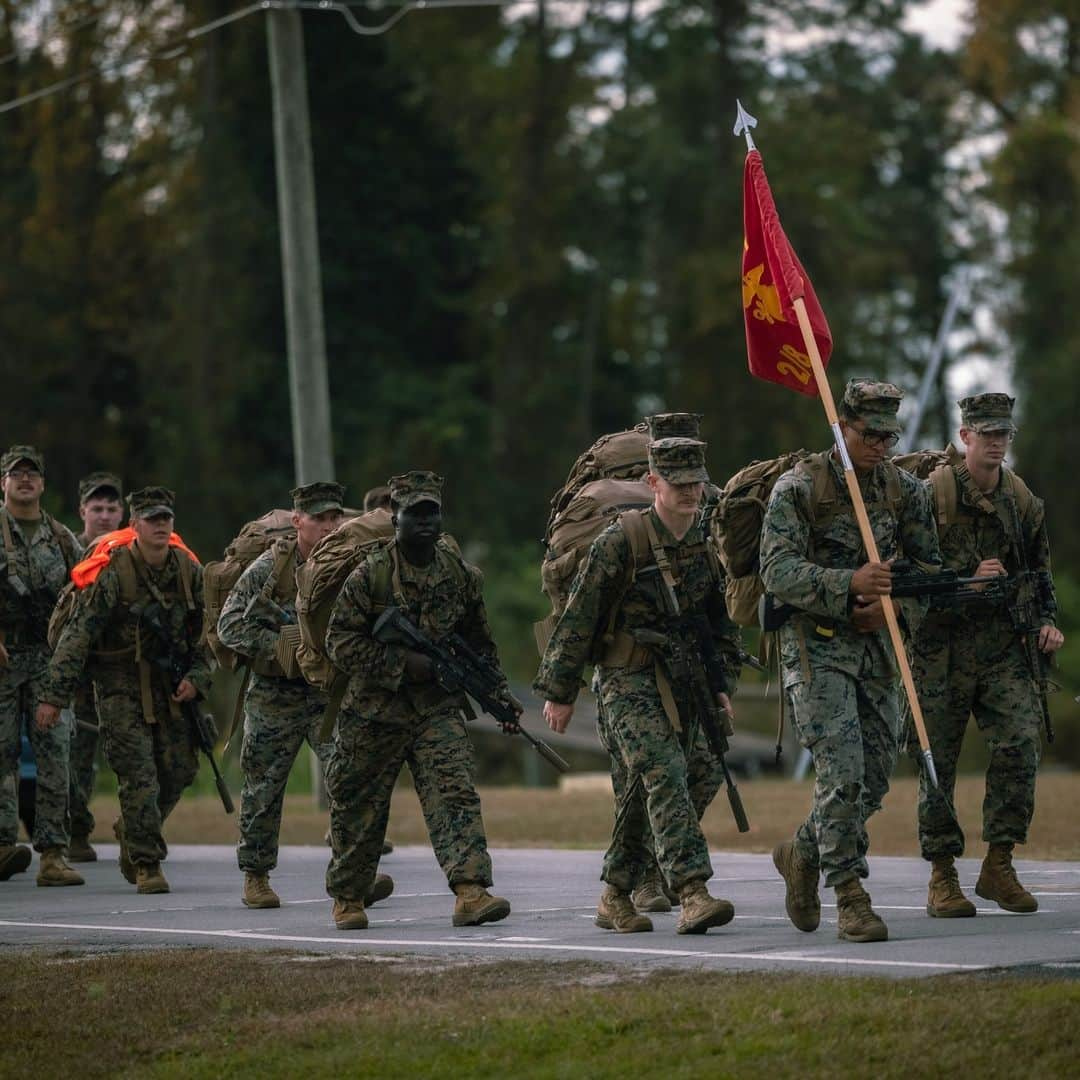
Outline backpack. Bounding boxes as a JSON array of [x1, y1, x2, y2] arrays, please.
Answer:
[[714, 450, 906, 628], [544, 424, 652, 541], [534, 477, 655, 655], [203, 509, 297, 671]]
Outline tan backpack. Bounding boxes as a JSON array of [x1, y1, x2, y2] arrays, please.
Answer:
[[535, 477, 654, 654]]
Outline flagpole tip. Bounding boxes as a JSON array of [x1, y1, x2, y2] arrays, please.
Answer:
[[733, 99, 758, 151]]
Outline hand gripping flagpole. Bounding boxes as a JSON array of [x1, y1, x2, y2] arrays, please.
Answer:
[[734, 102, 939, 788]]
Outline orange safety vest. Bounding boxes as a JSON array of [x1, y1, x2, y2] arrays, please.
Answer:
[[70, 527, 201, 589]]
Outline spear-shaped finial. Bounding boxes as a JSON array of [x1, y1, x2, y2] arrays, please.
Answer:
[[733, 99, 757, 151]]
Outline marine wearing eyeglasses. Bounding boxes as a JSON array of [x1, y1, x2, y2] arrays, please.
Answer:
[[758, 379, 942, 944]]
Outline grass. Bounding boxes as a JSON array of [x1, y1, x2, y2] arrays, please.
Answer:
[[75, 771, 1080, 861], [1, 950, 1077, 1078]]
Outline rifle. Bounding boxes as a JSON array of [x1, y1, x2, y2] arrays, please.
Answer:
[[1003, 497, 1057, 744], [243, 589, 295, 629], [758, 559, 1008, 634], [633, 565, 750, 833], [371, 606, 570, 774], [136, 602, 235, 813]]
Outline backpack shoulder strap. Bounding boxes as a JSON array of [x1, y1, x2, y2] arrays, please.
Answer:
[[114, 545, 140, 606], [619, 508, 651, 575], [1, 510, 14, 564], [928, 463, 957, 529], [883, 460, 904, 516], [265, 538, 297, 600], [369, 541, 401, 613], [176, 549, 196, 611], [1002, 468, 1035, 519], [44, 514, 79, 572], [800, 452, 835, 521]]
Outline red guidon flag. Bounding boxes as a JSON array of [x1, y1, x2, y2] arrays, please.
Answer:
[[741, 148, 832, 396]]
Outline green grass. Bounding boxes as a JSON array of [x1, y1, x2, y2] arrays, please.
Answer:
[[3, 951, 1078, 1078]]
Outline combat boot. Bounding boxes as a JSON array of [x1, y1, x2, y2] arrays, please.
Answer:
[[926, 856, 976, 918], [242, 872, 280, 909], [595, 885, 653, 933], [67, 836, 98, 863], [676, 882, 735, 935], [36, 848, 84, 887], [364, 872, 394, 907], [835, 878, 888, 942], [0, 844, 31, 881], [113, 818, 136, 884], [975, 843, 1038, 913], [333, 899, 368, 930], [632, 866, 672, 914], [772, 840, 821, 932], [452, 883, 511, 927], [135, 863, 170, 894]]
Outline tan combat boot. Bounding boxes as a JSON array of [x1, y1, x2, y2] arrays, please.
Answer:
[[835, 878, 888, 942], [632, 866, 672, 914], [772, 840, 821, 932], [113, 818, 136, 884], [0, 844, 31, 881], [36, 848, 85, 887], [452, 883, 511, 927], [926, 856, 976, 918], [333, 899, 368, 930], [242, 872, 281, 909], [975, 843, 1038, 913], [676, 882, 735, 935], [364, 872, 394, 907], [595, 885, 653, 933], [135, 863, 170, 894], [67, 836, 98, 863]]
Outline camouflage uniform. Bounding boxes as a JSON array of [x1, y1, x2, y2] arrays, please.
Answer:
[[0, 446, 80, 855], [760, 382, 940, 887], [217, 484, 343, 877], [324, 473, 508, 904], [535, 439, 739, 896], [914, 397, 1055, 860], [67, 473, 125, 848], [42, 488, 212, 869]]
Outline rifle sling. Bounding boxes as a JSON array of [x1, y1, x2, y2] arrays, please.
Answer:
[[317, 674, 349, 743], [225, 665, 253, 752]]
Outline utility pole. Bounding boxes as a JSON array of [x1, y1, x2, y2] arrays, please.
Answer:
[[266, 6, 333, 807]]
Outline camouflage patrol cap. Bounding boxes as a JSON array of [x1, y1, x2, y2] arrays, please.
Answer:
[[842, 378, 903, 434], [645, 412, 703, 440], [959, 393, 1016, 434], [389, 471, 444, 509], [79, 471, 123, 504], [648, 438, 709, 484], [1, 445, 44, 475], [291, 480, 346, 515], [127, 486, 175, 519]]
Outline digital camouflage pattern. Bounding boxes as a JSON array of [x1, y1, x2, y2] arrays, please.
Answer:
[[0, 506, 80, 852], [914, 454, 1054, 859], [217, 543, 334, 875], [79, 471, 123, 503], [323, 541, 506, 901], [291, 481, 345, 516], [645, 413, 702, 439], [759, 451, 940, 886], [66, 683, 99, 843], [127, 486, 175, 518], [959, 393, 1017, 434], [42, 546, 212, 866], [534, 507, 739, 892], [647, 438, 709, 484], [840, 378, 903, 434], [388, 470, 443, 509], [1, 445, 44, 474]]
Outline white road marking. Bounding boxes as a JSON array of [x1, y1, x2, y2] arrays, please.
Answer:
[[0, 920, 986, 971]]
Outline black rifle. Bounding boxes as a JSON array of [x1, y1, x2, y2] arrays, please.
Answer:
[[634, 566, 750, 833], [758, 559, 1008, 634], [1004, 498, 1057, 744], [243, 590, 295, 628], [136, 603, 235, 813], [372, 606, 570, 774]]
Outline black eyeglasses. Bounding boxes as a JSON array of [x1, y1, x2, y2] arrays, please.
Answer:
[[853, 427, 900, 450], [4, 469, 41, 480]]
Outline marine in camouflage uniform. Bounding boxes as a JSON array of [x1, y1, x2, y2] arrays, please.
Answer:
[[67, 471, 126, 862], [536, 437, 739, 935], [0, 445, 83, 886], [324, 471, 517, 931], [760, 380, 940, 942], [913, 393, 1063, 918], [217, 481, 395, 911], [38, 487, 213, 894]]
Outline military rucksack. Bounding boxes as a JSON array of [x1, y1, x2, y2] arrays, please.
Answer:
[[535, 477, 655, 655]]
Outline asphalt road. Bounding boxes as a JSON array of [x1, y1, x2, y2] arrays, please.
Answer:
[[2, 844, 1078, 979]]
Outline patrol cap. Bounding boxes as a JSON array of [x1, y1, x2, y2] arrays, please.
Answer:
[[389, 471, 443, 509], [841, 378, 903, 434], [1, 445, 44, 476], [645, 412, 703, 440], [127, 486, 175, 519], [959, 393, 1016, 434], [291, 480, 346, 516], [648, 438, 709, 484], [79, 471, 123, 504]]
